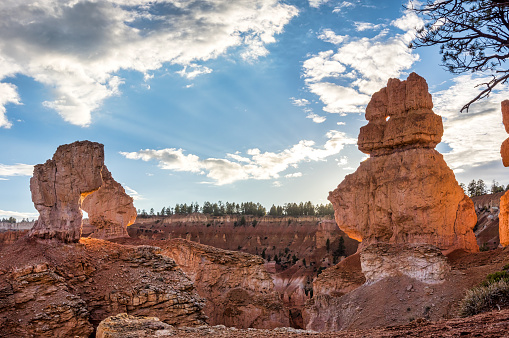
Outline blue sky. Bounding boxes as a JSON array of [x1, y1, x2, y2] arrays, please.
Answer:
[[1, 0, 508, 220]]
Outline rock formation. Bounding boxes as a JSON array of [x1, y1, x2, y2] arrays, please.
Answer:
[[29, 141, 136, 242], [29, 141, 104, 242], [499, 100, 509, 246], [328, 72, 478, 254], [159, 238, 290, 329], [82, 165, 137, 240]]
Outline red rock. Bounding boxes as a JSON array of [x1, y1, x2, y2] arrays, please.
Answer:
[[329, 73, 477, 254], [358, 72, 442, 156], [500, 191, 509, 246], [501, 138, 509, 167], [502, 100, 509, 133], [82, 166, 137, 240], [29, 141, 104, 243]]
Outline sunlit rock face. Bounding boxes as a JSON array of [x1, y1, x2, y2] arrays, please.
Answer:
[[29, 141, 104, 243], [499, 100, 509, 246], [328, 72, 478, 254], [82, 165, 137, 240]]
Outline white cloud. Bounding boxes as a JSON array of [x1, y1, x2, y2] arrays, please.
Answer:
[[318, 29, 347, 45], [391, 11, 424, 32], [120, 130, 355, 185], [0, 83, 21, 128], [0, 0, 298, 127], [335, 156, 348, 166], [302, 10, 419, 115], [123, 185, 144, 201], [0, 163, 34, 177], [354, 22, 384, 32], [433, 74, 509, 172], [306, 112, 326, 123], [337, 121, 346, 125], [176, 64, 213, 80], [291, 98, 310, 106], [309, 0, 330, 8], [285, 172, 302, 178], [333, 1, 355, 13], [302, 50, 346, 83]]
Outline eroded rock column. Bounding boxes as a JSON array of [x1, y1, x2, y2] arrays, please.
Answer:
[[328, 73, 478, 284], [29, 141, 104, 243], [499, 100, 509, 246], [329, 73, 478, 255]]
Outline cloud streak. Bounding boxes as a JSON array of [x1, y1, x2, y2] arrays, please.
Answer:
[[0, 0, 298, 127], [120, 130, 355, 185], [0, 163, 34, 178]]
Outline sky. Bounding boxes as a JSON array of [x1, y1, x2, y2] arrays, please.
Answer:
[[1, 0, 508, 220]]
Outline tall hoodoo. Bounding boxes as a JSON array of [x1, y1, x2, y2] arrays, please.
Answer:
[[82, 165, 137, 240], [29, 141, 104, 242], [499, 100, 509, 246], [328, 72, 478, 254]]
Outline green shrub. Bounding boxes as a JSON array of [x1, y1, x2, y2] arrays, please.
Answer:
[[480, 271, 509, 287], [459, 279, 509, 317]]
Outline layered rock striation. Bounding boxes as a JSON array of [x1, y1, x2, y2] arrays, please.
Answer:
[[0, 238, 206, 335], [328, 72, 478, 254], [29, 141, 104, 242], [82, 166, 137, 240]]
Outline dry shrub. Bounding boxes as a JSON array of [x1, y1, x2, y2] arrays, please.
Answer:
[[459, 279, 509, 317]]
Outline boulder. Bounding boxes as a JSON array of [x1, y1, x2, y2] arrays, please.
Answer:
[[82, 166, 137, 240]]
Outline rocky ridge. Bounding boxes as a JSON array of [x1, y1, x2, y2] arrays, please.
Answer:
[[132, 237, 290, 329], [0, 238, 206, 336]]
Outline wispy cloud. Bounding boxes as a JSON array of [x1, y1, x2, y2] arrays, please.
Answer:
[[354, 22, 384, 32], [0, 164, 34, 177], [0, 0, 298, 127], [306, 112, 326, 123], [123, 185, 144, 201], [309, 0, 330, 8], [291, 98, 310, 106], [285, 172, 302, 178], [333, 1, 355, 13], [120, 130, 355, 185]]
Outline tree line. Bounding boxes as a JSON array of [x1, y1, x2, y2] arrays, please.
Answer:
[[137, 201, 335, 218], [460, 180, 509, 197]]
